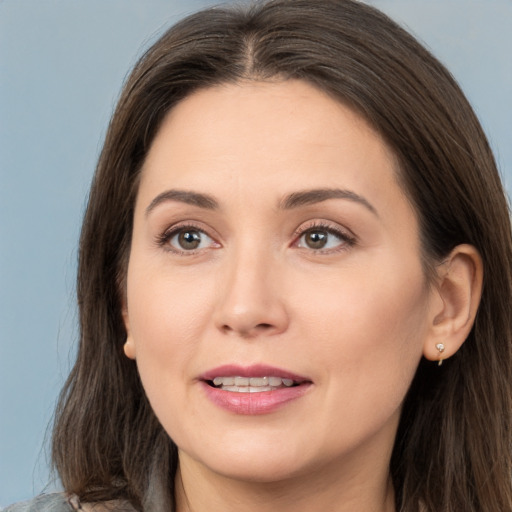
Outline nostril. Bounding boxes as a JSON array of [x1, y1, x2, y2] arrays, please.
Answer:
[[256, 323, 273, 329], [220, 322, 276, 338]]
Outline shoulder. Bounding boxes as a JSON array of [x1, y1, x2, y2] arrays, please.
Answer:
[[2, 494, 135, 512], [2, 493, 73, 512]]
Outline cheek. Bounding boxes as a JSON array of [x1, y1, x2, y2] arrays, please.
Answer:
[[127, 259, 215, 342], [295, 277, 428, 447], [125, 266, 214, 402], [293, 258, 430, 396]]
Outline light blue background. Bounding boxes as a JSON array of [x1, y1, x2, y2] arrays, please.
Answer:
[[1, 0, 511, 506]]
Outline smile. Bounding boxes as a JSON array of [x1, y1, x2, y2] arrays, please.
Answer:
[[209, 376, 297, 392], [200, 365, 312, 414]]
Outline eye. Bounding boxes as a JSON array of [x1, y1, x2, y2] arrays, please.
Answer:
[[296, 224, 355, 252], [158, 225, 218, 253]]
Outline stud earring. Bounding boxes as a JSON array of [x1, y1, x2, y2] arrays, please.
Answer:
[[435, 343, 445, 366]]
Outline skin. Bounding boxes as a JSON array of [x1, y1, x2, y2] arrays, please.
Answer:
[[122, 80, 482, 512]]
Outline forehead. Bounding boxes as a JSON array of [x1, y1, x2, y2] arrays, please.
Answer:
[[140, 80, 401, 199]]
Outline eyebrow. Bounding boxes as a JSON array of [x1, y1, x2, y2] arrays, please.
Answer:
[[145, 189, 219, 216], [279, 188, 378, 215], [145, 187, 377, 217]]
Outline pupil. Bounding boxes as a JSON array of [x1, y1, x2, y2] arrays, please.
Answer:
[[306, 230, 327, 249], [179, 230, 201, 249]]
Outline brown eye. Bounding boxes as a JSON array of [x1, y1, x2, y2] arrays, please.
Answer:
[[177, 230, 202, 250], [166, 228, 215, 252], [303, 230, 328, 249]]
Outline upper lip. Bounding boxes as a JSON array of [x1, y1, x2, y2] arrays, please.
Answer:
[[199, 364, 311, 383]]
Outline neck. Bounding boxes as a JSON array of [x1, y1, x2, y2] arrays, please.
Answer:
[[175, 452, 396, 512]]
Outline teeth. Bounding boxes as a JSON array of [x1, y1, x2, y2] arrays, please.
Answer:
[[222, 386, 274, 393], [211, 376, 298, 392], [269, 376, 282, 386], [250, 377, 269, 386], [213, 376, 234, 386], [250, 386, 272, 392]]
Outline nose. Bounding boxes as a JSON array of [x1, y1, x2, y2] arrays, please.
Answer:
[[213, 247, 289, 339]]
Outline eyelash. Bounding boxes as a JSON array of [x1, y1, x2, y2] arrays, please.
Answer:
[[155, 221, 357, 255]]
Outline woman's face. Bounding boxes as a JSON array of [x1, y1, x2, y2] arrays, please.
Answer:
[[123, 80, 438, 484]]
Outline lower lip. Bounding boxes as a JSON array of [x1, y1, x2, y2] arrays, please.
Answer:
[[201, 382, 312, 415]]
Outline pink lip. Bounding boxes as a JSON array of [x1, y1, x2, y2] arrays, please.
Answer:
[[199, 364, 312, 415]]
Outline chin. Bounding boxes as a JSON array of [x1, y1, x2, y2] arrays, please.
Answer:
[[179, 439, 318, 484], [208, 459, 311, 484]]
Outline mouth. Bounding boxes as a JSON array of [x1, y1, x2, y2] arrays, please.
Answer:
[[200, 364, 311, 393], [199, 365, 312, 414], [206, 375, 301, 393]]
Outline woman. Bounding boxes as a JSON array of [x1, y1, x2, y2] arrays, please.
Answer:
[[6, 0, 511, 510]]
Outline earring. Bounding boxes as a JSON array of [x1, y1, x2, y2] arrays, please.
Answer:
[[435, 343, 445, 366]]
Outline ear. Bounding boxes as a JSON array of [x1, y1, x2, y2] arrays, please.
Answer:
[[423, 244, 483, 364], [122, 305, 136, 360]]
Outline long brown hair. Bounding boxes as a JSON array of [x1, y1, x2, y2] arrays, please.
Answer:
[[52, 1, 512, 510]]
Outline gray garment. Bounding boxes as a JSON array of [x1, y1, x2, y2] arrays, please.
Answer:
[[2, 494, 73, 512], [2, 494, 136, 512]]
